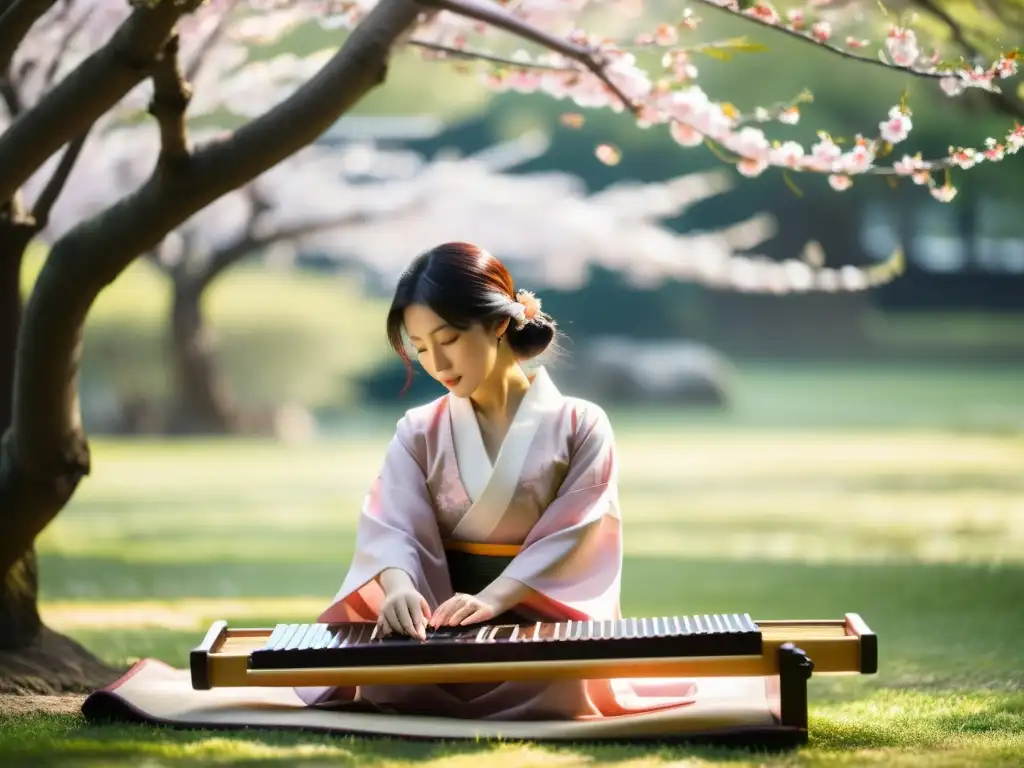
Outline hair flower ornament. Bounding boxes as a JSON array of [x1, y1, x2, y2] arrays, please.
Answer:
[[509, 289, 541, 329]]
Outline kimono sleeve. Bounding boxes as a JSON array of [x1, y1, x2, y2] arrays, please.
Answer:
[[500, 404, 624, 622], [317, 415, 452, 623]]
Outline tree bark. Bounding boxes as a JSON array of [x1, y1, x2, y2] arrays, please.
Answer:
[[0, 207, 36, 651], [0, 204, 119, 692], [0, 0, 422, 582], [0, 0, 201, 204], [168, 275, 238, 434]]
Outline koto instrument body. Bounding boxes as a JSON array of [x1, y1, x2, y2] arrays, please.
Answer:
[[191, 612, 876, 689], [190, 611, 876, 740]]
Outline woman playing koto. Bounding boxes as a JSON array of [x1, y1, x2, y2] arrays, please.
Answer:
[[296, 241, 698, 720]]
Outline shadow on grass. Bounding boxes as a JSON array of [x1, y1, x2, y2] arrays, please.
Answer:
[[4, 688, 1024, 766], [0, 711, 777, 765], [23, 555, 1024, 763]]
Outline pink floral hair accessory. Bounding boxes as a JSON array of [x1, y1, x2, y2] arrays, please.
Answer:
[[508, 289, 541, 329]]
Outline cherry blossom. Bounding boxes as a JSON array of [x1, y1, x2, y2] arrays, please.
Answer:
[[8, 0, 1022, 277], [376, 0, 1022, 202], [14, 0, 909, 300]]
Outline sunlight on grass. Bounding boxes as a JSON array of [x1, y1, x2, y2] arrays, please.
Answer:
[[14, 418, 1024, 765], [2, 693, 1023, 766], [36, 430, 1024, 566]]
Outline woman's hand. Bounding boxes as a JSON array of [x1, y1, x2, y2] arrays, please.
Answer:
[[378, 586, 430, 640], [376, 568, 429, 640], [430, 592, 499, 628]]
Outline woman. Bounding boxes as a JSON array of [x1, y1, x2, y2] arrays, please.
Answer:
[[297, 241, 697, 720]]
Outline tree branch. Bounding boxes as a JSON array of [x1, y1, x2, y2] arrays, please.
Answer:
[[691, 0, 983, 81], [149, 33, 191, 169], [0, 0, 423, 576], [200, 210, 383, 289], [0, 0, 58, 75], [29, 130, 89, 230], [908, 0, 1024, 121], [408, 37, 577, 72], [0, 0, 202, 205], [419, 0, 641, 112]]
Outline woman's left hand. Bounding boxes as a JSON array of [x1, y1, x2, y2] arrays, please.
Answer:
[[430, 592, 498, 627]]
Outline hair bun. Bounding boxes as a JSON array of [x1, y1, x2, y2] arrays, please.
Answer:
[[506, 308, 557, 360]]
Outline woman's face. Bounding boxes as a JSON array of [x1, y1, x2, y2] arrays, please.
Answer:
[[404, 303, 504, 398]]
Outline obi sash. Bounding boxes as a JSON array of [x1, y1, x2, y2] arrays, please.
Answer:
[[442, 539, 529, 625]]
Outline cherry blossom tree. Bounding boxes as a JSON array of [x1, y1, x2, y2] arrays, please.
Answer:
[[18, 0, 913, 437], [0, 0, 1020, 690]]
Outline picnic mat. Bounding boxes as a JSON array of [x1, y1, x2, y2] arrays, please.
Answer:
[[82, 658, 802, 745]]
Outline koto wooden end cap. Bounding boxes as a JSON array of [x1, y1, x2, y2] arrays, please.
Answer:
[[844, 613, 877, 674], [190, 620, 228, 690]]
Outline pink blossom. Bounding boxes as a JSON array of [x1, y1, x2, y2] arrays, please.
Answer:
[[940, 77, 966, 96], [515, 290, 542, 321], [668, 86, 711, 122], [838, 139, 875, 174], [809, 135, 842, 171], [744, 1, 780, 24], [930, 184, 957, 202], [737, 156, 769, 177], [770, 141, 805, 168], [662, 51, 698, 81], [778, 106, 800, 125], [949, 147, 983, 169], [997, 56, 1019, 78], [725, 126, 770, 162], [654, 23, 678, 46], [828, 174, 852, 191], [811, 22, 831, 42], [960, 66, 996, 90], [983, 139, 1005, 162], [893, 154, 926, 176], [879, 106, 912, 144], [1007, 125, 1024, 153], [670, 121, 704, 147], [885, 26, 919, 67]]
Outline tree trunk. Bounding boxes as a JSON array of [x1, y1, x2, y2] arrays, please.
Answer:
[[168, 276, 238, 434], [0, 215, 37, 650], [0, 215, 120, 692], [0, 0, 421, 692]]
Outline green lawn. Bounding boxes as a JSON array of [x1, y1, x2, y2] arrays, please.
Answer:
[[1, 414, 1021, 765]]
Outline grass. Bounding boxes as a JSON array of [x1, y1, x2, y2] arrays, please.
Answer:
[[0, 398, 1021, 765]]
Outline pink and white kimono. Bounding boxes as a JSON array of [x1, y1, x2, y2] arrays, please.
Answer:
[[297, 367, 698, 720]]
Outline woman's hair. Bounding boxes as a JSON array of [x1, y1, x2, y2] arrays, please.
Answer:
[[386, 242, 559, 381]]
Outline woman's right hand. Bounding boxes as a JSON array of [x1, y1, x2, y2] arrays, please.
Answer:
[[377, 568, 429, 640]]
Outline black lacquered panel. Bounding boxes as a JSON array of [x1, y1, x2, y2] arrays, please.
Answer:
[[249, 613, 761, 670]]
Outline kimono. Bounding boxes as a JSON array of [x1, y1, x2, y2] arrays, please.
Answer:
[[296, 367, 698, 720]]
